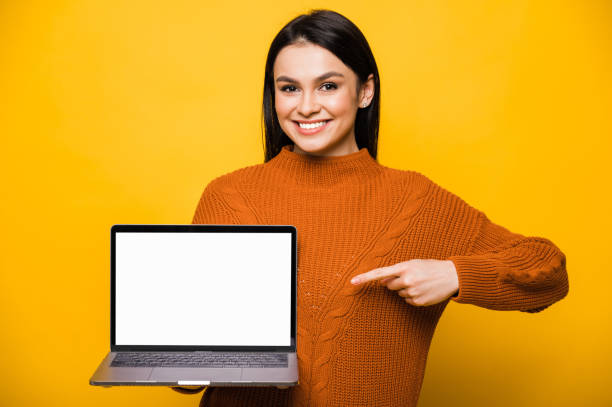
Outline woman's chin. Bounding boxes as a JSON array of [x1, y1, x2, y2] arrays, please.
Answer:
[[292, 140, 330, 155]]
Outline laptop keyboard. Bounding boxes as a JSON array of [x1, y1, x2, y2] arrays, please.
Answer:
[[111, 351, 288, 368]]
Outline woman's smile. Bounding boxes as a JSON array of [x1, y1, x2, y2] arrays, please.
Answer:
[[293, 119, 332, 135]]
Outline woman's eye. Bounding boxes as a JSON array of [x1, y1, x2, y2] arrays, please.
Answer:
[[279, 83, 337, 92], [281, 85, 297, 92], [321, 82, 337, 91]]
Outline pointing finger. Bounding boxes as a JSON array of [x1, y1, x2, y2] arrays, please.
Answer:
[[380, 276, 396, 285], [351, 265, 400, 285]]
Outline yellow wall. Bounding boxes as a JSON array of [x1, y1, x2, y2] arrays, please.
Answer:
[[1, 1, 609, 406]]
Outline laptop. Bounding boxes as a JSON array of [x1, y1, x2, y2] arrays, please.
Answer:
[[89, 224, 298, 387]]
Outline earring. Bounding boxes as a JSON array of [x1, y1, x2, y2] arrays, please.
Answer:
[[362, 102, 367, 108]]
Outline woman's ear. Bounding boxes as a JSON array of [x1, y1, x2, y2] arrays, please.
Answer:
[[359, 73, 375, 107]]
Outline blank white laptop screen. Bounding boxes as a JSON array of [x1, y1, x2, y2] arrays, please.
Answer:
[[115, 232, 292, 346]]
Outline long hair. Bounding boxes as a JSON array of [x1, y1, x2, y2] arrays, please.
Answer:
[[261, 9, 381, 162]]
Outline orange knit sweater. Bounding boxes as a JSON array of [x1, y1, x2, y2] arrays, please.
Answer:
[[188, 144, 569, 407]]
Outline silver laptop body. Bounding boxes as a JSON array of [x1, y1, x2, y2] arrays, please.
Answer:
[[90, 224, 298, 387]]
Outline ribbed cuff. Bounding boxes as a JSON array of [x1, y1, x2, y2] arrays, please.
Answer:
[[446, 255, 511, 309]]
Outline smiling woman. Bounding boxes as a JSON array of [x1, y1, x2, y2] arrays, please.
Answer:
[[176, 8, 569, 407], [272, 44, 374, 157], [261, 10, 381, 161]]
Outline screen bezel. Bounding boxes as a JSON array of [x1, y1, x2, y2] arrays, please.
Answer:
[[110, 224, 297, 352]]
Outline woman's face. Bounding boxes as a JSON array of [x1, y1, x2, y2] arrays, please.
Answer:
[[273, 42, 374, 157]]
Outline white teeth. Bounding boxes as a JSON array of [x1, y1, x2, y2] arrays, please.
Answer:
[[298, 121, 327, 129]]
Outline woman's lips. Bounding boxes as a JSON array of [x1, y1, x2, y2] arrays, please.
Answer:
[[293, 120, 331, 135]]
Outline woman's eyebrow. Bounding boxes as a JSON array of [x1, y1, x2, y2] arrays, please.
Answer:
[[276, 71, 344, 83]]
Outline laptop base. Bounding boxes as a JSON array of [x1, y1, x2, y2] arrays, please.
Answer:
[[90, 352, 299, 387]]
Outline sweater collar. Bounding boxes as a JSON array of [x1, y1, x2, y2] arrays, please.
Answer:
[[267, 144, 382, 186]]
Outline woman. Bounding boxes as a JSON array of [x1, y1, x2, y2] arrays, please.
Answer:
[[173, 9, 569, 407]]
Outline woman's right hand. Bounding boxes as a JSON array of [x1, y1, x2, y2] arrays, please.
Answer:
[[170, 385, 207, 394], [171, 385, 289, 392]]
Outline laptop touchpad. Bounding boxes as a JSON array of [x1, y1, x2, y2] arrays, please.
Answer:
[[150, 368, 241, 381]]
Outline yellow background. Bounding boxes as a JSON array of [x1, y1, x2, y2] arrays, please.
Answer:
[[1, 1, 610, 406]]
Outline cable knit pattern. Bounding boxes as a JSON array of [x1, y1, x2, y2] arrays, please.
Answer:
[[304, 178, 431, 405], [187, 144, 569, 407]]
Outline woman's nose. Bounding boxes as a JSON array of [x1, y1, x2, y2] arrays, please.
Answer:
[[297, 93, 320, 116]]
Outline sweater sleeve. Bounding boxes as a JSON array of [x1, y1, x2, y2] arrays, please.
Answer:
[[447, 211, 569, 312]]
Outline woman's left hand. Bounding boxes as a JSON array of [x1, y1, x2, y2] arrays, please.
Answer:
[[350, 259, 459, 306]]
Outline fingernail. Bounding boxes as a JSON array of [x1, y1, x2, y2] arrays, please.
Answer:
[[351, 278, 359, 284]]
